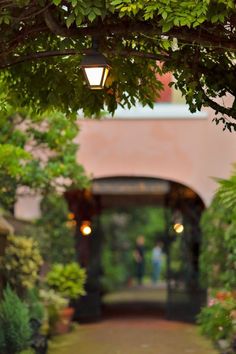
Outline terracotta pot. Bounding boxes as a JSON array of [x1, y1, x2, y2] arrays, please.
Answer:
[[53, 307, 75, 335]]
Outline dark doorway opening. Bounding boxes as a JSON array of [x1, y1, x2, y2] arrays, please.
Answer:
[[66, 176, 206, 323]]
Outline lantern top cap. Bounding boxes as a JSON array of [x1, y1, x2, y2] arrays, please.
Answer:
[[80, 52, 110, 68]]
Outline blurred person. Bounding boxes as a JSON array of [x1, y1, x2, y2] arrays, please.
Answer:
[[133, 235, 146, 285], [152, 241, 163, 284]]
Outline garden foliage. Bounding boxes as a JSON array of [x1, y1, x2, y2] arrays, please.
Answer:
[[0, 108, 88, 210], [39, 288, 68, 333], [0, 286, 32, 354], [25, 288, 45, 323], [46, 262, 86, 300], [27, 193, 77, 265], [198, 297, 235, 342], [200, 196, 236, 290], [199, 168, 236, 349], [0, 235, 43, 294]]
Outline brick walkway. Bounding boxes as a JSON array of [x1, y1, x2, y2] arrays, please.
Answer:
[[49, 316, 217, 354], [49, 286, 217, 354]]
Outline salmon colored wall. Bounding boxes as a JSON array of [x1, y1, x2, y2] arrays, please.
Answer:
[[14, 96, 236, 220], [76, 109, 236, 207], [156, 72, 172, 103]]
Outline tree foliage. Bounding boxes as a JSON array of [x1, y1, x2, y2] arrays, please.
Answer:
[[27, 194, 77, 264], [0, 107, 88, 209], [0, 1, 236, 129]]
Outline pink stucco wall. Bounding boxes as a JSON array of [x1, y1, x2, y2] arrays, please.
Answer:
[[76, 110, 236, 206]]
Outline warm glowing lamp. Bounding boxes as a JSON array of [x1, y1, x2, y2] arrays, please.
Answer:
[[81, 53, 110, 89], [80, 220, 92, 236], [80, 38, 110, 89], [173, 223, 184, 234]]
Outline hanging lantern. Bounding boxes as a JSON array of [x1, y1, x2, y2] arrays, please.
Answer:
[[80, 52, 110, 89], [80, 37, 110, 89]]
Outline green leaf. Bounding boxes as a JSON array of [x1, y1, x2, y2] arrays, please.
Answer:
[[52, 0, 62, 5], [162, 11, 168, 20], [66, 13, 75, 28], [162, 22, 172, 32], [88, 11, 96, 22]]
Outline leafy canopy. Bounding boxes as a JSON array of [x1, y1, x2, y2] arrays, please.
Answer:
[[0, 0, 236, 129]]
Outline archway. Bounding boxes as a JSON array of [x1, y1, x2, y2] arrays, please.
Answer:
[[65, 176, 206, 322]]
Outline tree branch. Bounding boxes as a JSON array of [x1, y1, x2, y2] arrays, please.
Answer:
[[15, 3, 52, 23], [42, 8, 236, 51], [0, 25, 48, 59], [200, 87, 235, 117], [43, 7, 73, 37], [0, 48, 169, 69]]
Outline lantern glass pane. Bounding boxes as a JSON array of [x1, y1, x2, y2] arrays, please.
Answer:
[[102, 67, 109, 87], [84, 67, 104, 87]]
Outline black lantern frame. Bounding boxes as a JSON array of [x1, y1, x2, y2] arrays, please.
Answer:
[[80, 37, 110, 89]]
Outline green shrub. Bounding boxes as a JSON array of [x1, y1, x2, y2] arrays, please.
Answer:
[[0, 286, 32, 354], [0, 235, 43, 295], [25, 288, 45, 322], [197, 300, 234, 342], [200, 194, 236, 290], [46, 262, 86, 300], [199, 173, 236, 349]]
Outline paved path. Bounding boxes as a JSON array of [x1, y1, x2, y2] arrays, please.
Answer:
[[49, 286, 217, 354], [49, 316, 217, 354]]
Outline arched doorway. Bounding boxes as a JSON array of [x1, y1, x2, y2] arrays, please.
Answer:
[[65, 176, 206, 322]]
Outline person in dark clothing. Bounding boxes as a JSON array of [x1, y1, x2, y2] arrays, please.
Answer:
[[133, 236, 146, 285]]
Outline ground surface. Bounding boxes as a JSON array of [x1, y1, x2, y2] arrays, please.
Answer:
[[49, 285, 217, 354], [103, 283, 167, 304], [49, 317, 217, 354]]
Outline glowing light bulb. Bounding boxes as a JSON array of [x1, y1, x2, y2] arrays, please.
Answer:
[[173, 223, 184, 234], [80, 221, 92, 236]]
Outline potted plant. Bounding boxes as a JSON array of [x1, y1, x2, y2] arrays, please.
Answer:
[[46, 262, 86, 334], [39, 288, 69, 336]]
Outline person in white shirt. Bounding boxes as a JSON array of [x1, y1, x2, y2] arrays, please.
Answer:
[[152, 241, 162, 283]]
